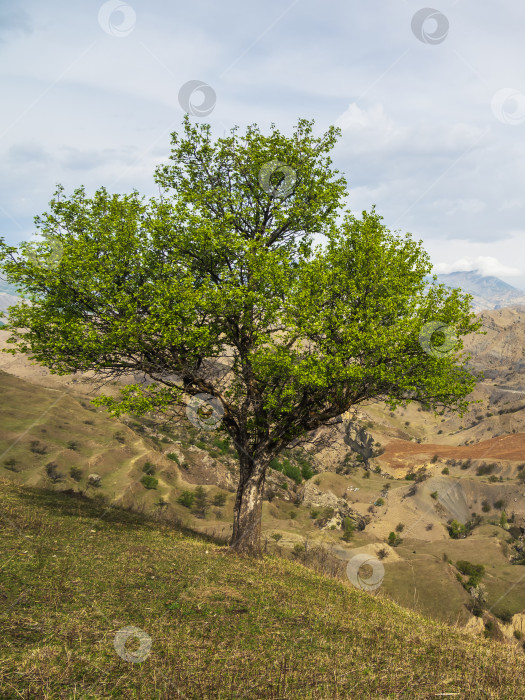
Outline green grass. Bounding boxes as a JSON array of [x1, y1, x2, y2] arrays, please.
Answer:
[[1, 479, 525, 699]]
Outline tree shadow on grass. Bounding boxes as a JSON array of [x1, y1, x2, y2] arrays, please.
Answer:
[[12, 483, 230, 546]]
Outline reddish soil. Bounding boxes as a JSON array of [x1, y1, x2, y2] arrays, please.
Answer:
[[380, 433, 525, 468]]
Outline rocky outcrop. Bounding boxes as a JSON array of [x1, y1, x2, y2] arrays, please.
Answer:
[[297, 482, 366, 530]]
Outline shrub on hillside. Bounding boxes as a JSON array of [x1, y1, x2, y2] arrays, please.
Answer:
[[342, 517, 355, 542], [477, 463, 496, 476], [4, 457, 19, 472], [193, 486, 209, 518], [496, 609, 513, 624], [30, 440, 47, 455], [140, 475, 158, 490], [45, 461, 63, 483], [69, 466, 83, 482], [142, 461, 156, 475], [448, 520, 467, 539], [177, 490, 195, 508], [270, 457, 302, 485], [388, 532, 403, 547], [456, 560, 485, 588], [212, 493, 227, 507]]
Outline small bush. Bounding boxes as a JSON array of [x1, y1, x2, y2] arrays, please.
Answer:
[[69, 466, 83, 482], [514, 630, 522, 640], [430, 491, 438, 500], [193, 486, 209, 518], [140, 475, 158, 489], [142, 461, 156, 475], [395, 523, 405, 533], [212, 493, 227, 507], [431, 455, 439, 463], [177, 490, 195, 508], [388, 532, 402, 547], [342, 517, 355, 542], [477, 463, 496, 477], [4, 457, 19, 472], [496, 609, 513, 624], [375, 498, 385, 506], [45, 462, 63, 483], [441, 467, 449, 475], [30, 440, 47, 455], [456, 560, 485, 588], [448, 520, 467, 539]]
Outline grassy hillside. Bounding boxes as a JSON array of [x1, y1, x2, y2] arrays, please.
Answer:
[[1, 479, 524, 699], [2, 364, 525, 635]]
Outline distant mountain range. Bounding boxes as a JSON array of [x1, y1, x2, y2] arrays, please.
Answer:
[[432, 270, 525, 312]]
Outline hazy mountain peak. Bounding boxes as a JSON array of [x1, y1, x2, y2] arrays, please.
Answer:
[[432, 269, 525, 311]]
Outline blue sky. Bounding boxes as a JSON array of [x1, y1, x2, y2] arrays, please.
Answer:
[[2, 0, 525, 288]]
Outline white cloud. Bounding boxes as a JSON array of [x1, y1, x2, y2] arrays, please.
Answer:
[[433, 256, 521, 277]]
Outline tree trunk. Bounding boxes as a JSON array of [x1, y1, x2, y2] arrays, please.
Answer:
[[230, 454, 266, 557]]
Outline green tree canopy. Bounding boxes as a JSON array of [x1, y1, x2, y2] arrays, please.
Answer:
[[0, 116, 481, 555]]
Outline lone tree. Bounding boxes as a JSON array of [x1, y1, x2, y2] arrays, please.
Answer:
[[0, 117, 481, 556]]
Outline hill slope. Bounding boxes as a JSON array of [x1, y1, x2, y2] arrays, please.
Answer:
[[1, 479, 524, 699]]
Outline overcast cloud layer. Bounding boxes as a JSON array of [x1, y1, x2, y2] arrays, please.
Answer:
[[1, 1, 525, 288]]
